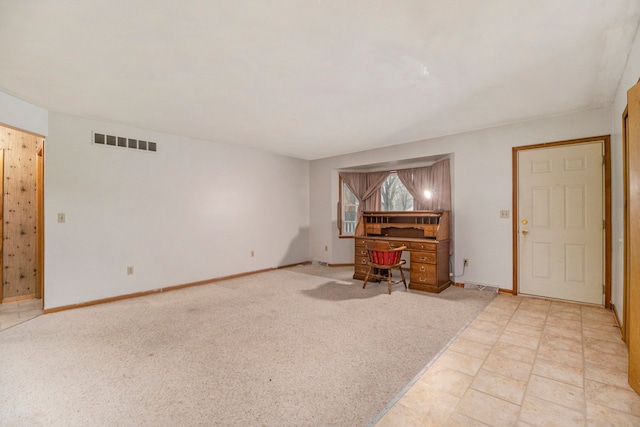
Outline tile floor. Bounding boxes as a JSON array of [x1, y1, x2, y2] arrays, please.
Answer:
[[0, 298, 42, 331], [2, 295, 639, 426], [375, 294, 640, 426]]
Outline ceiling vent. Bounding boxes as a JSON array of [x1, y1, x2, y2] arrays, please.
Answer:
[[93, 132, 157, 152]]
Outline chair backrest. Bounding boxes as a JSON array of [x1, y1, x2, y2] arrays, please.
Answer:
[[365, 241, 406, 266]]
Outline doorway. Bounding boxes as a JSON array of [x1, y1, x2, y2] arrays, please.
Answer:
[[512, 136, 611, 306], [0, 124, 44, 307]]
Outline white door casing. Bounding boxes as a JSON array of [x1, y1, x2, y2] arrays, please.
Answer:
[[518, 141, 604, 305]]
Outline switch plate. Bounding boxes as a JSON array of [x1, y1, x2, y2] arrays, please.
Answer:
[[57, 213, 66, 223], [127, 266, 134, 275], [499, 210, 510, 219]]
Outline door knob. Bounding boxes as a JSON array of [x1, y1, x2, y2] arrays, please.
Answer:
[[522, 229, 529, 235]]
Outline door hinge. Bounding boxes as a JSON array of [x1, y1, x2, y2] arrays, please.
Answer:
[[603, 219, 605, 230], [603, 284, 605, 295]]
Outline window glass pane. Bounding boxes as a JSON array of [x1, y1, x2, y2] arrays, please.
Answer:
[[381, 173, 414, 211], [342, 182, 358, 235]]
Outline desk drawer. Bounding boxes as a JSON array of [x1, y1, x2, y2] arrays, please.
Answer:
[[410, 264, 437, 285], [411, 251, 437, 264], [355, 246, 368, 257], [355, 255, 369, 267], [354, 238, 369, 247], [411, 241, 437, 251], [354, 265, 370, 276]]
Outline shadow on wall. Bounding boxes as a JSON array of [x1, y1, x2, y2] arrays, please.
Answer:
[[279, 227, 310, 267]]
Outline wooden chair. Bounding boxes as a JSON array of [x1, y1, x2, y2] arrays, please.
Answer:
[[362, 241, 407, 294]]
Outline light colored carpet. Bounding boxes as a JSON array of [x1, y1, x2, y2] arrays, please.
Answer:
[[0, 265, 495, 426]]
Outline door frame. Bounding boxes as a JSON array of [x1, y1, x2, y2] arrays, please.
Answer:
[[511, 135, 612, 308]]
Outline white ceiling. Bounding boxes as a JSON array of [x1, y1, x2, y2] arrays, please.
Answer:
[[1, 1, 639, 160]]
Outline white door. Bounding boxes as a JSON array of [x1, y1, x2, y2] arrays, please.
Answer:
[[518, 142, 604, 304]]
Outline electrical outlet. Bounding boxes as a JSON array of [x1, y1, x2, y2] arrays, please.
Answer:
[[500, 210, 510, 218], [463, 259, 469, 267], [127, 266, 134, 275]]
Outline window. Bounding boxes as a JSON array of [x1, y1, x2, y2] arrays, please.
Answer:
[[380, 173, 414, 211], [339, 173, 413, 236], [340, 180, 359, 235]]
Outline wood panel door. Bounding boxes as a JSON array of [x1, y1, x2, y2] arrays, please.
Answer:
[[517, 142, 604, 304], [626, 80, 640, 394]]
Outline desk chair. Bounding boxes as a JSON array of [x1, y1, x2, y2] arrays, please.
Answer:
[[362, 241, 407, 294]]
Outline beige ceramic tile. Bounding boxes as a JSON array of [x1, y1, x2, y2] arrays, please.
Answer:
[[447, 337, 493, 360], [519, 394, 585, 426], [549, 301, 582, 314], [547, 310, 582, 323], [584, 363, 632, 390], [583, 325, 623, 343], [583, 336, 628, 356], [536, 344, 583, 368], [398, 380, 461, 424], [458, 327, 501, 347], [583, 347, 628, 372], [482, 353, 533, 382], [504, 321, 543, 339], [510, 312, 547, 328], [454, 388, 521, 426], [544, 317, 583, 332], [430, 349, 485, 377], [418, 366, 474, 398], [376, 401, 431, 427], [540, 333, 583, 353], [532, 357, 584, 388], [470, 369, 528, 405], [469, 318, 506, 335], [498, 330, 540, 350], [474, 311, 512, 327], [490, 341, 538, 364], [526, 375, 585, 412], [586, 401, 640, 427], [582, 318, 620, 333], [585, 380, 640, 417], [445, 412, 492, 426]]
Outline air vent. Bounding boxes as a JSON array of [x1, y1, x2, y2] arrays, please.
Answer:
[[93, 132, 157, 153]]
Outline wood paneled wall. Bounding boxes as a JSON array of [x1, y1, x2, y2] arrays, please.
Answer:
[[0, 126, 39, 301]]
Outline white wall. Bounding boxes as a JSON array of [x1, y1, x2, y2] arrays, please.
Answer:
[[310, 108, 612, 291], [610, 25, 640, 318], [44, 113, 309, 309], [0, 91, 48, 136]]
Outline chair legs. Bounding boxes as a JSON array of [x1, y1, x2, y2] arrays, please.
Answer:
[[364, 266, 407, 294], [362, 266, 372, 289]]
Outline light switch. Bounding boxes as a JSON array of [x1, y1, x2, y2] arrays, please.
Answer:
[[57, 213, 66, 223]]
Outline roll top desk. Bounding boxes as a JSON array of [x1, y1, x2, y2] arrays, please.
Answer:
[[353, 210, 451, 293]]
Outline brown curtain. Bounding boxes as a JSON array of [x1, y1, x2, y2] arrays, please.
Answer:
[[396, 159, 451, 211], [339, 171, 390, 221], [397, 159, 453, 253]]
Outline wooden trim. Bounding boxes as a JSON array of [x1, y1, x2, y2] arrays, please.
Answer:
[[512, 135, 612, 307], [498, 288, 513, 294], [36, 140, 44, 301], [0, 149, 3, 303], [43, 262, 313, 314], [2, 293, 36, 303], [623, 106, 630, 342], [327, 263, 353, 267]]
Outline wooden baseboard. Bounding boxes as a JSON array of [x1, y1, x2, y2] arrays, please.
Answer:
[[2, 293, 37, 303], [327, 263, 353, 267], [44, 262, 312, 314]]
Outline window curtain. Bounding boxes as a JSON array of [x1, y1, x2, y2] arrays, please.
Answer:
[[339, 171, 390, 221], [396, 159, 451, 211], [396, 159, 453, 254]]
